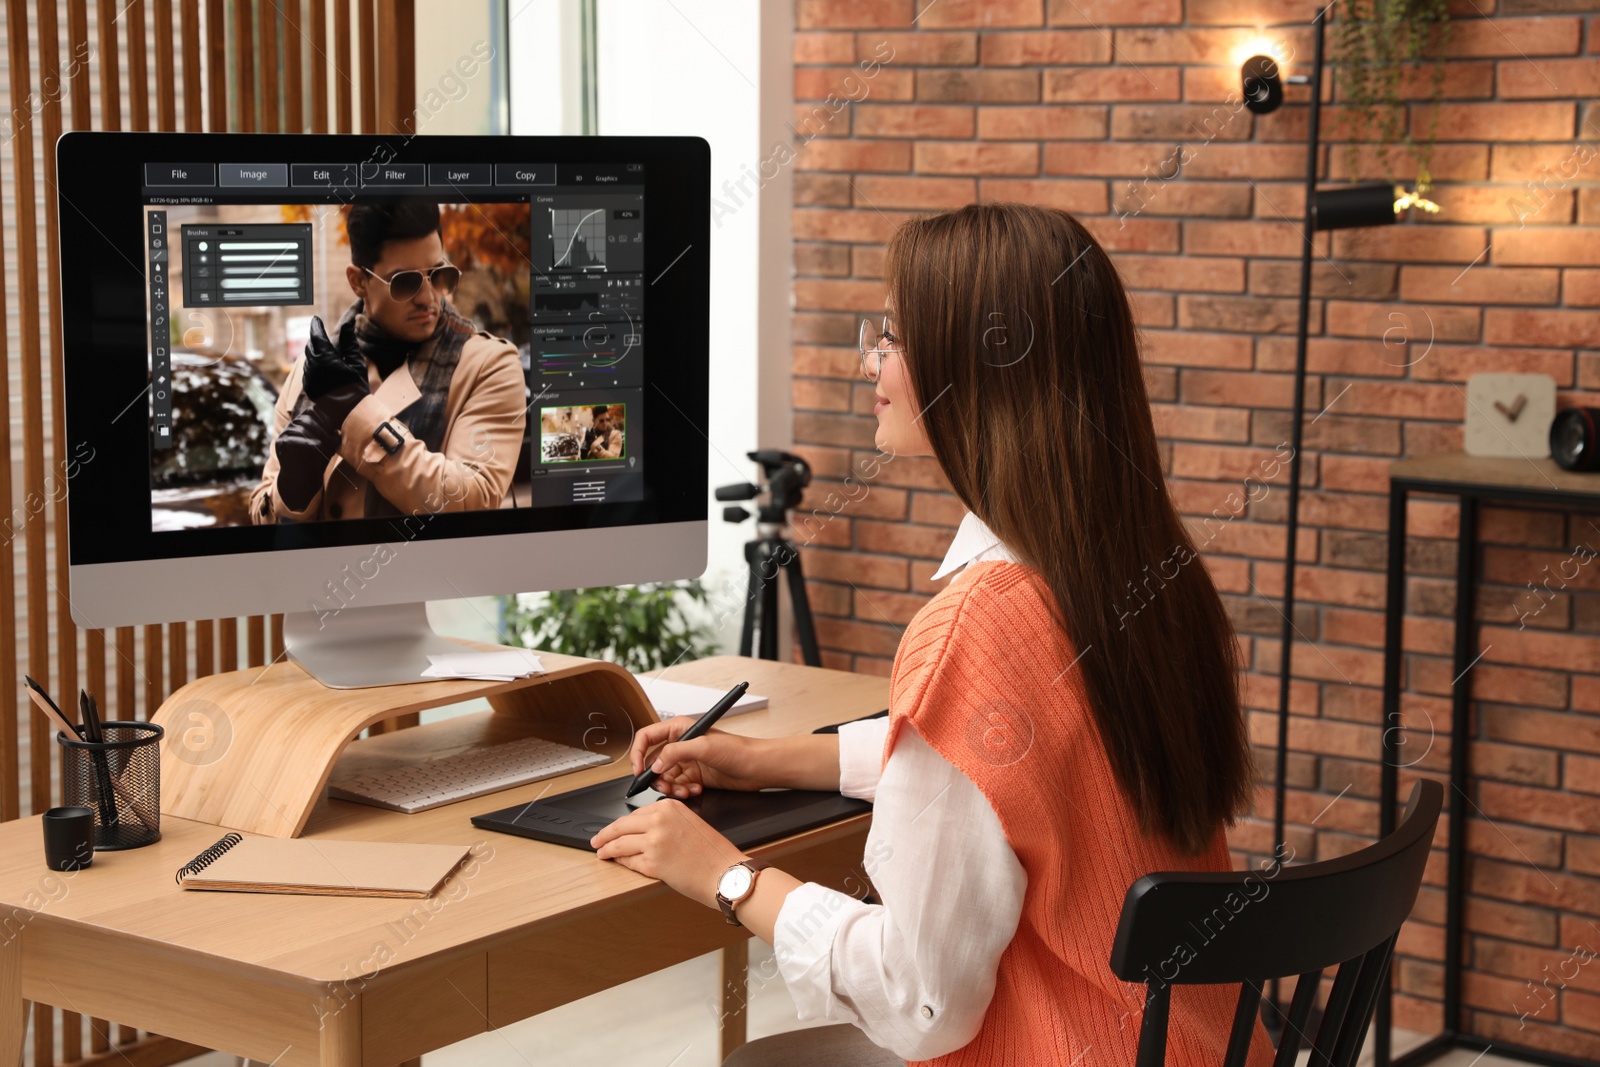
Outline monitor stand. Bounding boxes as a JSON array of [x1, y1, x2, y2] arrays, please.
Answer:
[[283, 601, 469, 689], [151, 646, 659, 837]]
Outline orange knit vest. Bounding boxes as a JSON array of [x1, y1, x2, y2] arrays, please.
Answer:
[[883, 560, 1276, 1067]]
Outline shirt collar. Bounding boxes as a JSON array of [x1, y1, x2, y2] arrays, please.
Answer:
[[930, 511, 1016, 581]]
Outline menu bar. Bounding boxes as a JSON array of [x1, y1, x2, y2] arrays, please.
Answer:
[[143, 162, 641, 191]]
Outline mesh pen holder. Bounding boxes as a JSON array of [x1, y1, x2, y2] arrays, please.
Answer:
[[58, 721, 164, 850]]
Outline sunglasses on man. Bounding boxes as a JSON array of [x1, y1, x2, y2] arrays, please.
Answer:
[[361, 263, 461, 300]]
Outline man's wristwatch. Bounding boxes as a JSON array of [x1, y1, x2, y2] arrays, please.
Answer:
[[716, 858, 769, 926]]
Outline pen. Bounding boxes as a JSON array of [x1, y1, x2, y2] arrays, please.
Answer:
[[79, 690, 102, 743], [24, 676, 84, 740], [79, 690, 119, 832], [624, 681, 749, 798]]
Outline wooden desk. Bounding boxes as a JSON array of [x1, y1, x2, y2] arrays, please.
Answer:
[[0, 655, 887, 1067], [1375, 452, 1600, 1067]]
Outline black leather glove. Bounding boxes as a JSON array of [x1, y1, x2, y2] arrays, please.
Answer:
[[272, 395, 349, 513], [302, 316, 368, 422]]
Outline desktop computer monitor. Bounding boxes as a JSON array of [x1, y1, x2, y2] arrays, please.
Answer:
[[56, 132, 711, 687]]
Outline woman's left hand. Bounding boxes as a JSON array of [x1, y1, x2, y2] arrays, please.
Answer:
[[590, 798, 746, 910]]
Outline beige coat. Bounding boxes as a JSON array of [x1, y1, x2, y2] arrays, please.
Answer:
[[251, 331, 525, 524]]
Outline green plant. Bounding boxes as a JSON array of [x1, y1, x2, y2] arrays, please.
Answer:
[[500, 580, 722, 672], [1332, 0, 1453, 193]]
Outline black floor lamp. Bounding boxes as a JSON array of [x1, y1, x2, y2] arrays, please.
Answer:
[[1238, 8, 1434, 1049]]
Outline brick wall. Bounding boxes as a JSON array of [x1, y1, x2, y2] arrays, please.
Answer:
[[787, 0, 1600, 1057]]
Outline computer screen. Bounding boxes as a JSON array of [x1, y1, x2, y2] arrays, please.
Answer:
[[58, 133, 709, 656]]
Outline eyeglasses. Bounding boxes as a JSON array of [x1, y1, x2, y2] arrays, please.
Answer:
[[362, 263, 461, 300], [858, 316, 899, 383]]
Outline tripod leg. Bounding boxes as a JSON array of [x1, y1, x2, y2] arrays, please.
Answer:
[[739, 542, 760, 658], [780, 542, 822, 668], [758, 542, 780, 660]]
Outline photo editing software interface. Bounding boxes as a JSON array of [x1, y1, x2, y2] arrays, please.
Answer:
[[141, 159, 646, 533]]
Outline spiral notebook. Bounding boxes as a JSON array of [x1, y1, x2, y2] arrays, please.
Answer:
[[174, 832, 471, 898]]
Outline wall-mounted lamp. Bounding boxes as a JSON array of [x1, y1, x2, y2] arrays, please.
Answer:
[[1238, 34, 1311, 117], [1315, 181, 1402, 229], [1316, 182, 1442, 228], [1240, 55, 1284, 115]]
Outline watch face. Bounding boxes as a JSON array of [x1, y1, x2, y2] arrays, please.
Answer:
[[719, 865, 755, 901]]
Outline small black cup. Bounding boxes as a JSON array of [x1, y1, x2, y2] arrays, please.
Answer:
[[42, 806, 95, 871]]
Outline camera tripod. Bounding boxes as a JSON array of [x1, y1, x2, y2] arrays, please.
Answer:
[[718, 450, 821, 667]]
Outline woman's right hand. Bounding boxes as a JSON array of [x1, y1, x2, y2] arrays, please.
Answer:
[[629, 717, 771, 798]]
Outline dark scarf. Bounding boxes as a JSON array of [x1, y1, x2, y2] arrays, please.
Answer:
[[326, 297, 474, 454], [320, 298, 474, 518]]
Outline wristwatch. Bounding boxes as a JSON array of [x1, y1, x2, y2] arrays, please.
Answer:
[[716, 858, 769, 926]]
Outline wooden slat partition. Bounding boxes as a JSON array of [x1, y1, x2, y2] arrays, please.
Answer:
[[234, 0, 254, 132], [246, 616, 264, 668], [284, 0, 303, 130], [219, 617, 238, 672], [376, 0, 415, 136], [205, 0, 225, 132], [357, 0, 375, 132], [0, 4, 418, 1063], [334, 0, 352, 132], [194, 618, 213, 676], [129, 0, 150, 130], [0, 8, 18, 827], [261, 0, 279, 132], [310, 0, 327, 132], [180, 0, 200, 131], [35, 7, 80, 1053], [5, 0, 38, 836], [115, 628, 136, 722], [154, 0, 176, 130]]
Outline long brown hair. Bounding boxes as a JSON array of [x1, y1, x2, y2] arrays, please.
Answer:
[[883, 202, 1253, 855]]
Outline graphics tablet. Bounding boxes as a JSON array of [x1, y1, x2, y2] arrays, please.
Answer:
[[471, 776, 873, 851]]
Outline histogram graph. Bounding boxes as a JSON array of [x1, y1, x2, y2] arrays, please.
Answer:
[[551, 207, 606, 269]]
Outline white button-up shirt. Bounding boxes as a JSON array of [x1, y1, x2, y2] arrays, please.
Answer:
[[771, 512, 1029, 1061]]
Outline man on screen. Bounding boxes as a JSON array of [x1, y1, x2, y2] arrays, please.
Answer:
[[251, 200, 525, 524], [581, 406, 622, 460]]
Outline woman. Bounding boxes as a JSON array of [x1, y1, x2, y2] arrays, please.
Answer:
[[590, 202, 1272, 1067]]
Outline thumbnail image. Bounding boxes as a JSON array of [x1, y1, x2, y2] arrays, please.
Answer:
[[148, 198, 533, 530], [540, 404, 627, 463]]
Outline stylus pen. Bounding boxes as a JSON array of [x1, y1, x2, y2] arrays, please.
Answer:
[[624, 681, 749, 798], [79, 690, 120, 831]]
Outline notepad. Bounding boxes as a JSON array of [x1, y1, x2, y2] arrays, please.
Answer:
[[175, 833, 471, 898], [632, 676, 769, 718]]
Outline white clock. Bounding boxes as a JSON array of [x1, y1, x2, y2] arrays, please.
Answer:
[[1464, 373, 1556, 458]]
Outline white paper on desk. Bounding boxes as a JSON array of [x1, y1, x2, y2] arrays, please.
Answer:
[[422, 649, 545, 681], [631, 676, 769, 718]]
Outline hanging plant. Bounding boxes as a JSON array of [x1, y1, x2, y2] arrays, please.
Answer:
[[1332, 0, 1453, 194]]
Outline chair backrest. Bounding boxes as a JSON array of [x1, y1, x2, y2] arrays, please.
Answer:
[[1108, 778, 1443, 1067]]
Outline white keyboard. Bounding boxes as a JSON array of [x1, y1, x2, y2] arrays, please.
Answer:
[[328, 736, 612, 814]]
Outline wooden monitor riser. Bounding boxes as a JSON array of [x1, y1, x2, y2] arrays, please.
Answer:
[[152, 647, 659, 838]]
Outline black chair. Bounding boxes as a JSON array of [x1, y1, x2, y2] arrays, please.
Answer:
[[1109, 778, 1443, 1067]]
